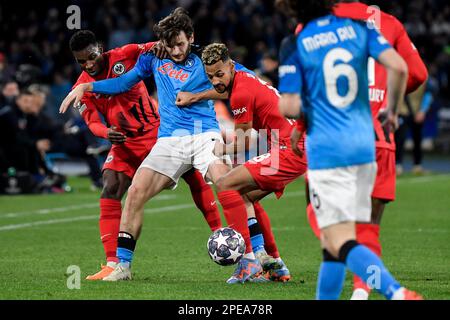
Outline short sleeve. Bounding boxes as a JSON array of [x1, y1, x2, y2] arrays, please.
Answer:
[[135, 52, 155, 78], [367, 26, 392, 60], [278, 35, 303, 94]]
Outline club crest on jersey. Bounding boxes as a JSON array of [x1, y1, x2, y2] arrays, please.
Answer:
[[157, 62, 189, 82], [184, 58, 194, 68], [105, 155, 114, 163], [112, 62, 125, 75]]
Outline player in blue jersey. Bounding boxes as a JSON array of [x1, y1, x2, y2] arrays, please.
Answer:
[[278, 0, 422, 300], [59, 8, 268, 284]]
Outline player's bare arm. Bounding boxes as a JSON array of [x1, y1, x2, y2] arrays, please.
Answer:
[[279, 93, 301, 118], [176, 89, 229, 107], [377, 48, 408, 131]]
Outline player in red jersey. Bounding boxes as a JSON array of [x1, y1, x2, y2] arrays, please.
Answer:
[[176, 43, 308, 282], [69, 30, 222, 280], [287, 1, 428, 299]]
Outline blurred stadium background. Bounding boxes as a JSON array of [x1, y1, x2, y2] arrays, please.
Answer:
[[0, 0, 449, 301], [0, 0, 449, 194]]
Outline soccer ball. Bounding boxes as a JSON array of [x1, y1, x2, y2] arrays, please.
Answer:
[[207, 227, 245, 266]]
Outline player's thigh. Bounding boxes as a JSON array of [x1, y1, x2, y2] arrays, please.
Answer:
[[129, 166, 173, 202], [194, 132, 232, 181], [140, 136, 193, 188], [214, 164, 259, 193], [244, 189, 272, 203], [101, 169, 131, 199]]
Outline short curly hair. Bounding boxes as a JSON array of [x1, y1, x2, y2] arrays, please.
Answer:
[[153, 7, 194, 46], [201, 43, 230, 66], [69, 30, 97, 52]]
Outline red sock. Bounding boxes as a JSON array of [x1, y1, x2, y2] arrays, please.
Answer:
[[217, 190, 252, 253], [99, 198, 122, 263], [306, 203, 321, 239], [253, 202, 280, 258], [184, 170, 222, 231], [353, 223, 381, 292]]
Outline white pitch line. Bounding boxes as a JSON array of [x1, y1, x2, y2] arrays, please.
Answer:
[[0, 193, 177, 218], [0, 173, 447, 231], [0, 203, 195, 232]]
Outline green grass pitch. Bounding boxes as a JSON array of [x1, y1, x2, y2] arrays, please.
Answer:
[[0, 174, 449, 300]]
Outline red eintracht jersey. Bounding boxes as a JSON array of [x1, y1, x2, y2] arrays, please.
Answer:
[[73, 42, 160, 139], [230, 71, 302, 149], [333, 2, 428, 150]]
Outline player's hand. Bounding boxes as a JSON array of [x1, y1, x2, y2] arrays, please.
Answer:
[[107, 126, 126, 144], [176, 91, 198, 107], [213, 141, 226, 157], [290, 127, 304, 157], [59, 83, 90, 114], [151, 41, 169, 60], [378, 108, 398, 132], [415, 111, 426, 124]]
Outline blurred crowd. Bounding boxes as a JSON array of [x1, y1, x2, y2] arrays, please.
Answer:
[[0, 0, 449, 193]]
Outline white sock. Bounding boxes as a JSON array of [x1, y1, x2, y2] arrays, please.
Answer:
[[106, 261, 117, 268], [244, 252, 256, 260], [350, 288, 370, 300], [391, 287, 406, 300], [275, 257, 282, 263]]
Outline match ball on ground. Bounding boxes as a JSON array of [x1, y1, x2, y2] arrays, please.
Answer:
[[207, 227, 245, 266]]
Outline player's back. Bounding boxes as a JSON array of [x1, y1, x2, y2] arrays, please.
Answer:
[[297, 15, 388, 169], [231, 71, 294, 146]]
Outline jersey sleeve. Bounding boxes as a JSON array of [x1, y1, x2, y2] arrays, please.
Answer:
[[77, 95, 109, 138], [367, 26, 392, 60], [230, 91, 254, 124], [91, 53, 154, 95], [392, 19, 428, 93], [121, 42, 157, 61], [278, 35, 303, 94]]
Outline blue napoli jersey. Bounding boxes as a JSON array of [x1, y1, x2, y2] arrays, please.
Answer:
[[278, 15, 391, 169], [136, 52, 219, 137], [90, 52, 253, 138], [92, 52, 219, 138]]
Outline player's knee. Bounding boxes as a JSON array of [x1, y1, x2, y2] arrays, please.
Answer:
[[215, 176, 231, 193], [127, 184, 147, 202], [101, 180, 121, 199], [371, 198, 386, 224]]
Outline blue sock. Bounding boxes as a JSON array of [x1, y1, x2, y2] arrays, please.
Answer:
[[117, 247, 133, 267], [248, 218, 265, 253], [316, 250, 346, 300], [344, 243, 401, 299], [117, 231, 136, 268]]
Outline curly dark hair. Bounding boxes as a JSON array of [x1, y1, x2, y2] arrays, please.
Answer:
[[153, 7, 194, 46], [287, 0, 336, 25], [69, 30, 97, 52], [201, 43, 230, 66]]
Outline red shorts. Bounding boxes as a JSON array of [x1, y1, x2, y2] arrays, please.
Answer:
[[371, 147, 396, 201], [244, 146, 307, 198], [103, 130, 158, 178]]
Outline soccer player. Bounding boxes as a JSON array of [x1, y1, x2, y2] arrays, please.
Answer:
[[278, 0, 422, 299], [68, 30, 222, 280], [60, 8, 266, 284], [176, 43, 308, 282], [284, 0, 428, 299]]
